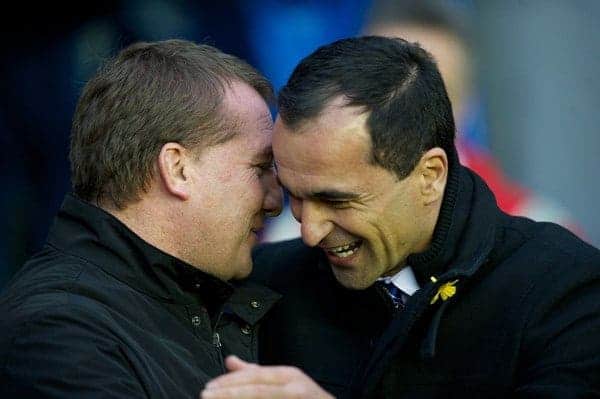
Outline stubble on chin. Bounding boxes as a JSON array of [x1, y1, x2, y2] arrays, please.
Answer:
[[330, 265, 375, 290]]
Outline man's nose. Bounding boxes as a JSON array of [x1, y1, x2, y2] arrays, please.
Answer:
[[299, 201, 333, 247]]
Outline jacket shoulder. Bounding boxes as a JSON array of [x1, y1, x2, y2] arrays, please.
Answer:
[[0, 293, 143, 398], [497, 222, 600, 392], [1, 246, 84, 308], [500, 216, 600, 270], [0, 245, 129, 348], [250, 239, 323, 289]]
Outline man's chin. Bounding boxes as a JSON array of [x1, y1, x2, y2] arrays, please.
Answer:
[[330, 265, 374, 290], [230, 260, 253, 280]]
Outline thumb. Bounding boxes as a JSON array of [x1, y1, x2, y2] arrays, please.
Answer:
[[224, 355, 255, 371]]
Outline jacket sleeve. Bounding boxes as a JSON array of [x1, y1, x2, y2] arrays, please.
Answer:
[[514, 253, 600, 397], [0, 303, 147, 399]]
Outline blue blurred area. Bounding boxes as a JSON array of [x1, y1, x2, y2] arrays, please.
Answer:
[[1, 0, 599, 288], [240, 0, 371, 90]]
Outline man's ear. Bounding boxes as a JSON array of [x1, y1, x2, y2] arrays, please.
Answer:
[[157, 142, 190, 201], [418, 147, 448, 205]]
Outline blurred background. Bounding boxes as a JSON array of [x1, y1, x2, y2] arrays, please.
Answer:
[[1, 0, 599, 288]]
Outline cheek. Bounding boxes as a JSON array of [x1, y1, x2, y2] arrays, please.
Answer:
[[230, 180, 265, 220], [339, 209, 395, 249], [239, 170, 263, 195], [331, 210, 375, 238]]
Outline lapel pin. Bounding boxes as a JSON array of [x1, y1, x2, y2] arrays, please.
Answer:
[[430, 276, 459, 305]]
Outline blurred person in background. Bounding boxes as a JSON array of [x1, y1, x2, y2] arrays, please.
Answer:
[[0, 39, 282, 398], [202, 36, 600, 399]]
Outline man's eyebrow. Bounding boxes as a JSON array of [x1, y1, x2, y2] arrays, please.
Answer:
[[312, 190, 359, 200], [276, 175, 358, 201]]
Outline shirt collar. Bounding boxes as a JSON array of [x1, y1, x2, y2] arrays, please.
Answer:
[[377, 266, 420, 296]]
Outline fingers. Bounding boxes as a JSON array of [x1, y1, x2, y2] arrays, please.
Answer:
[[201, 379, 335, 399], [201, 364, 336, 399], [206, 365, 299, 389], [224, 355, 253, 372], [201, 384, 287, 399]]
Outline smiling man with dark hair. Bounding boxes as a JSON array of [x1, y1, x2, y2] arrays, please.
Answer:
[[202, 36, 600, 399]]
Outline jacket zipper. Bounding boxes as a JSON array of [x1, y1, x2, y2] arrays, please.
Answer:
[[213, 311, 226, 373]]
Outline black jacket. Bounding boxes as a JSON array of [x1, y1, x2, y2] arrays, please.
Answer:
[[0, 194, 280, 398], [252, 159, 600, 398]]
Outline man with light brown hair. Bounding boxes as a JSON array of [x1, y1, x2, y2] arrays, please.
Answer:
[[0, 39, 282, 398]]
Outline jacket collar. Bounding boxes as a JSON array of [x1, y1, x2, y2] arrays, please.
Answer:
[[48, 194, 238, 306], [359, 149, 502, 393]]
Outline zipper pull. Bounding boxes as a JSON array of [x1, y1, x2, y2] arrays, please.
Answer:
[[213, 332, 222, 348], [213, 331, 226, 372]]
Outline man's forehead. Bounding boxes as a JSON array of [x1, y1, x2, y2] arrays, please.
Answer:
[[257, 110, 274, 132], [275, 158, 368, 204], [274, 116, 371, 165], [272, 98, 374, 197], [274, 98, 367, 132], [221, 80, 273, 138]]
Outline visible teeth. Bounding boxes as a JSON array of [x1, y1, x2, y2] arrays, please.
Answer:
[[333, 248, 357, 258], [328, 241, 361, 258]]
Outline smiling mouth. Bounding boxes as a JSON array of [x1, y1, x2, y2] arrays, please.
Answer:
[[326, 240, 362, 258]]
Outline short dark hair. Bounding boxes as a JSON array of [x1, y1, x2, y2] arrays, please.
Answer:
[[278, 36, 455, 179], [70, 39, 273, 209]]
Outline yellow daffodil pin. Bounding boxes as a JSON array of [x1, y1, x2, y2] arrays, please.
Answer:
[[430, 276, 459, 305]]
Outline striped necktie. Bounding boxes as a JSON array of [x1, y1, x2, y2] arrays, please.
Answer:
[[376, 280, 409, 310]]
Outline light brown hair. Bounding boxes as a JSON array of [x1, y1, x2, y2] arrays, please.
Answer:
[[70, 39, 273, 209]]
